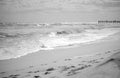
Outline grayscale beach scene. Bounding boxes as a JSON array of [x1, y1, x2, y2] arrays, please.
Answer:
[[0, 0, 120, 78]]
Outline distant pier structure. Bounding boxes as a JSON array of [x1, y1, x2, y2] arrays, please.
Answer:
[[98, 20, 120, 23]]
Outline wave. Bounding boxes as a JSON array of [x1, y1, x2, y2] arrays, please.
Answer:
[[41, 28, 119, 48], [0, 28, 120, 60]]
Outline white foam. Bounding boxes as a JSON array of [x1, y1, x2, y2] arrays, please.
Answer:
[[40, 28, 119, 49], [0, 28, 119, 60]]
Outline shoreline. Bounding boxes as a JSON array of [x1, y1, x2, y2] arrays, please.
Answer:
[[0, 32, 120, 72], [0, 28, 120, 60]]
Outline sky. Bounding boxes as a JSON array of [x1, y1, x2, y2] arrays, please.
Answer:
[[0, 0, 120, 23]]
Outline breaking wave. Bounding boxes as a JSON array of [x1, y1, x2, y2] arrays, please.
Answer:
[[40, 28, 119, 48], [0, 26, 120, 60]]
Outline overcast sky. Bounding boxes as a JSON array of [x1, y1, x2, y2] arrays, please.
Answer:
[[0, 0, 120, 23]]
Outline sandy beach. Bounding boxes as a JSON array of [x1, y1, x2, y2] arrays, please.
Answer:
[[0, 0, 120, 78], [0, 25, 120, 78]]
